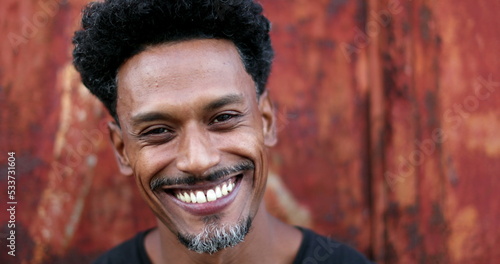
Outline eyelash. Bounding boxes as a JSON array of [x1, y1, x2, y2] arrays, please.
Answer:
[[142, 127, 170, 136], [211, 113, 236, 124], [139, 127, 175, 144]]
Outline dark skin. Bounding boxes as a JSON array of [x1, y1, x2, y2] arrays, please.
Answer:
[[108, 39, 302, 263]]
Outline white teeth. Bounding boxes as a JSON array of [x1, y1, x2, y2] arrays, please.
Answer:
[[215, 186, 222, 198], [183, 192, 191, 203], [175, 179, 237, 204], [206, 189, 217, 202], [196, 191, 207, 203], [221, 183, 228, 195], [190, 192, 197, 203]]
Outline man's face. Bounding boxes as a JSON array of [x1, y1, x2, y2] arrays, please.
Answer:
[[110, 39, 276, 252]]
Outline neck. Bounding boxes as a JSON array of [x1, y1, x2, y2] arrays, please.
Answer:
[[146, 202, 301, 264]]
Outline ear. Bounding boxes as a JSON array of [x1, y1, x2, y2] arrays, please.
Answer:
[[258, 91, 277, 147], [108, 121, 134, 176]]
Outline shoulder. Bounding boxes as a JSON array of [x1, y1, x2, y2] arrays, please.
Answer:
[[92, 229, 152, 264], [293, 227, 374, 264]]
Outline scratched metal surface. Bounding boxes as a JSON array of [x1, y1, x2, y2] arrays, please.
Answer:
[[368, 0, 500, 263], [263, 0, 372, 256], [0, 0, 498, 263]]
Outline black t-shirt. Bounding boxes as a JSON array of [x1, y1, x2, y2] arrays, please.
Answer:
[[93, 227, 373, 264]]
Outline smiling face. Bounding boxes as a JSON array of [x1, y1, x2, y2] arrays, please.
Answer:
[[109, 39, 276, 253]]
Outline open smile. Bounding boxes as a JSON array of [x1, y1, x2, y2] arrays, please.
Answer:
[[158, 173, 245, 216]]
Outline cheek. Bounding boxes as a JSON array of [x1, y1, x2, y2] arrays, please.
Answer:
[[127, 144, 177, 185], [215, 128, 265, 158], [127, 145, 178, 221], [219, 112, 267, 155], [216, 129, 268, 181]]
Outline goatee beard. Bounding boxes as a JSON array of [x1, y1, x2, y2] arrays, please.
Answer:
[[177, 217, 252, 254]]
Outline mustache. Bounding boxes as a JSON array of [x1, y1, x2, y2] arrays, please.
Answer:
[[150, 160, 255, 191]]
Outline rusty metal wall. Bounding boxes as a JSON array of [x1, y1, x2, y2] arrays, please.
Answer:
[[0, 0, 498, 263], [263, 0, 372, 255], [368, 0, 500, 263]]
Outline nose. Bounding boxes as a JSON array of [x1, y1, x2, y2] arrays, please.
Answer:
[[176, 123, 220, 176]]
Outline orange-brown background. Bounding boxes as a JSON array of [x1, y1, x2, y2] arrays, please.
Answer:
[[1, 0, 499, 263]]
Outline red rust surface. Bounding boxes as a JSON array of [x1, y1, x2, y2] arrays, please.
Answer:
[[370, 0, 500, 263], [1, 0, 499, 263], [264, 0, 372, 254]]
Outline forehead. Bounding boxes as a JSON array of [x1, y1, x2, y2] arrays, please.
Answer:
[[115, 39, 256, 122]]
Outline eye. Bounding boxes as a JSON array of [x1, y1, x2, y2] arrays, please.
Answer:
[[143, 127, 169, 135], [139, 126, 175, 144], [212, 113, 234, 124]]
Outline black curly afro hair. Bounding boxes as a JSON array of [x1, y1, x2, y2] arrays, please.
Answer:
[[72, 0, 274, 121]]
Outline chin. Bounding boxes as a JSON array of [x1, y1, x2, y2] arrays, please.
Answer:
[[177, 216, 253, 254]]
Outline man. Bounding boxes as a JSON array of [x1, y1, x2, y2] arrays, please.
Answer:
[[73, 0, 372, 263]]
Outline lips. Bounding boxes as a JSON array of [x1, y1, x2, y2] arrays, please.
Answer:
[[158, 174, 244, 216]]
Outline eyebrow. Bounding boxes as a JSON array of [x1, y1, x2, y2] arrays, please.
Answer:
[[130, 94, 244, 127], [203, 94, 244, 112], [130, 112, 174, 127]]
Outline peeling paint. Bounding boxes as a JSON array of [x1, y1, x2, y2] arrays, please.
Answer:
[[465, 112, 500, 157], [265, 172, 312, 227], [448, 206, 479, 262], [54, 64, 77, 157]]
